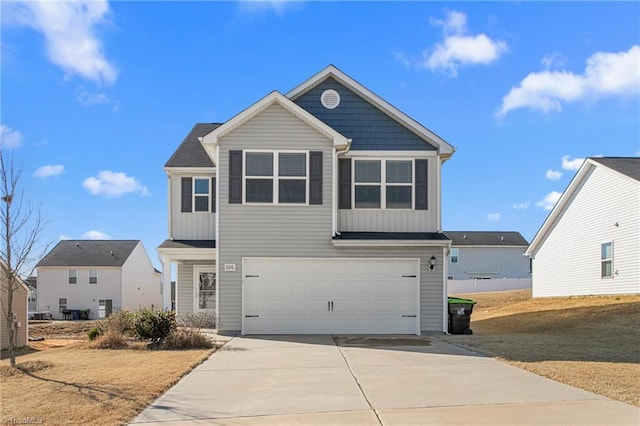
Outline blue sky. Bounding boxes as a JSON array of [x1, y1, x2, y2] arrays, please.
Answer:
[[1, 1, 639, 270]]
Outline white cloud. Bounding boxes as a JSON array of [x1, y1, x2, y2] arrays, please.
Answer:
[[82, 170, 150, 198], [561, 155, 585, 171], [237, 0, 300, 16], [545, 169, 563, 180], [34, 164, 65, 178], [512, 201, 530, 210], [406, 10, 507, 76], [498, 45, 640, 117], [536, 191, 562, 211], [541, 52, 566, 70], [82, 230, 110, 240], [0, 124, 24, 149], [487, 212, 501, 222], [6, 1, 117, 84], [76, 89, 111, 106]]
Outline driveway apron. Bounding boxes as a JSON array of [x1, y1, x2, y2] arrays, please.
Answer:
[[131, 335, 639, 425]]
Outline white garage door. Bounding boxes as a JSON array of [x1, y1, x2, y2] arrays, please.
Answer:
[[243, 258, 420, 335]]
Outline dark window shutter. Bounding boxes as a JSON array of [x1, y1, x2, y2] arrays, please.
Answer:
[[181, 177, 192, 212], [309, 151, 323, 205], [415, 159, 428, 210], [229, 150, 243, 204], [338, 158, 351, 209], [211, 177, 216, 212]]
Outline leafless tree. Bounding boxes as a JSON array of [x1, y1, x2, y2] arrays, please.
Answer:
[[0, 142, 49, 367]]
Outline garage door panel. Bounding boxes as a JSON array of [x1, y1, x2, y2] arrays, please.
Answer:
[[243, 258, 419, 335]]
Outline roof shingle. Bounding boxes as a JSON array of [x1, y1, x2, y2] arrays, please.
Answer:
[[444, 231, 529, 246], [590, 157, 640, 182], [165, 123, 221, 168], [37, 240, 140, 267]]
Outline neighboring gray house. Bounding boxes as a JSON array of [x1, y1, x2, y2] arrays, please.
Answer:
[[445, 231, 530, 280], [526, 157, 639, 297], [158, 65, 456, 335], [37, 240, 162, 319]]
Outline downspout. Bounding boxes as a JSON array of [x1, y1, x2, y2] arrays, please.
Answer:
[[333, 141, 351, 237]]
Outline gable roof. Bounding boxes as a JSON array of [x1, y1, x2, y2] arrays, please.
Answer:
[[589, 157, 640, 181], [165, 123, 221, 168], [200, 91, 351, 164], [286, 65, 455, 159], [526, 157, 640, 256], [37, 240, 140, 267], [445, 231, 529, 247]]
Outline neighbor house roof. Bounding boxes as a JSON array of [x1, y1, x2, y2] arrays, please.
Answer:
[[36, 240, 140, 267], [526, 157, 640, 256], [444, 231, 529, 247], [589, 157, 640, 181], [165, 123, 221, 168], [286, 65, 455, 159]]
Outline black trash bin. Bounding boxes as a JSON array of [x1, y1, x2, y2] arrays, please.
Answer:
[[447, 297, 477, 335], [70, 309, 80, 321]]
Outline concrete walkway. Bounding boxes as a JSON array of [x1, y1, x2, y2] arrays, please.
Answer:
[[131, 335, 639, 425]]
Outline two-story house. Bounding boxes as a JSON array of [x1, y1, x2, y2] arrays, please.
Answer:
[[158, 65, 455, 335]]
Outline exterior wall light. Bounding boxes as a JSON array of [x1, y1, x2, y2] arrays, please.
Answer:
[[429, 255, 437, 271]]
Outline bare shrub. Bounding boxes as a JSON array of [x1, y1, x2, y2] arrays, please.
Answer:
[[163, 328, 213, 350], [177, 312, 217, 330], [86, 331, 129, 349]]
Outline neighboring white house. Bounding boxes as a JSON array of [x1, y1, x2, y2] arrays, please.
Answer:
[[1, 260, 29, 349], [36, 240, 162, 319], [158, 65, 457, 335], [445, 231, 531, 294], [526, 157, 640, 297]]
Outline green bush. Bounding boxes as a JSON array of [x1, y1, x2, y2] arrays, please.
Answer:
[[87, 326, 102, 341], [133, 309, 176, 343]]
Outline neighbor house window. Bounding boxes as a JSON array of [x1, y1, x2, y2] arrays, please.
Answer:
[[59, 298, 67, 313], [193, 178, 210, 212], [601, 242, 613, 278], [450, 248, 459, 264], [244, 151, 308, 204], [354, 159, 413, 209], [89, 269, 98, 284], [68, 269, 77, 284]]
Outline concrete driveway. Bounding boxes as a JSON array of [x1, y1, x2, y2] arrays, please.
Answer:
[[131, 335, 639, 425]]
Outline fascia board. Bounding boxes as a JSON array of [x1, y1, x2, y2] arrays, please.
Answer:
[[525, 161, 594, 256], [164, 167, 216, 175], [200, 91, 350, 149], [286, 65, 455, 156], [332, 239, 452, 248]]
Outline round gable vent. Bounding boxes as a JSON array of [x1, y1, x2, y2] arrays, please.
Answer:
[[321, 89, 340, 109]]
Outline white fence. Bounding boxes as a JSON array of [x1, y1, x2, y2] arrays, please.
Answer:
[[448, 278, 531, 294]]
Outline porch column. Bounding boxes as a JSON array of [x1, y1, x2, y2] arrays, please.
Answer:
[[161, 255, 172, 310]]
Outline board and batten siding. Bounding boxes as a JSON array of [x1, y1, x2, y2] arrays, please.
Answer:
[[170, 174, 216, 240], [217, 104, 445, 333], [532, 165, 640, 297]]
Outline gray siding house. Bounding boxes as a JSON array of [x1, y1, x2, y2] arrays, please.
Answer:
[[158, 65, 456, 335]]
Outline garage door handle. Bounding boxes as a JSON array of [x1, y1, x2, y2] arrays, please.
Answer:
[[402, 315, 416, 318], [402, 275, 417, 278], [245, 275, 259, 278], [245, 315, 259, 318]]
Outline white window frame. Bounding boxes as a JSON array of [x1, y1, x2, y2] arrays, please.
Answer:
[[59, 297, 67, 313], [192, 177, 211, 213], [89, 269, 98, 284], [243, 150, 309, 205], [450, 248, 459, 264], [68, 269, 77, 284], [194, 266, 216, 313], [601, 241, 613, 279], [352, 158, 414, 210]]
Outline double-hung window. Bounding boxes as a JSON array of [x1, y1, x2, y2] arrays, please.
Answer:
[[245, 151, 308, 204], [68, 269, 77, 284], [59, 298, 67, 313], [450, 248, 459, 264], [89, 269, 98, 284], [601, 242, 613, 278], [193, 178, 210, 212], [354, 159, 413, 209]]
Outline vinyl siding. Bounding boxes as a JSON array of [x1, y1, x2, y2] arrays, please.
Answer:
[[176, 260, 215, 315], [121, 242, 162, 311], [448, 247, 530, 280], [1, 280, 28, 349], [532, 165, 640, 296], [170, 174, 216, 240], [217, 104, 445, 332], [293, 78, 437, 151]]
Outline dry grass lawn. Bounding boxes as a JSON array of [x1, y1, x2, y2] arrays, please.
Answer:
[[1, 321, 215, 425], [443, 290, 640, 407]]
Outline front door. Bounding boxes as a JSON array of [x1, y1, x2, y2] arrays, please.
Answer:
[[194, 266, 216, 314]]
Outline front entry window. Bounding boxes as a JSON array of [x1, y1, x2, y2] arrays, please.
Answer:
[[198, 270, 216, 310]]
